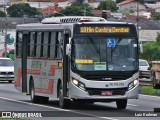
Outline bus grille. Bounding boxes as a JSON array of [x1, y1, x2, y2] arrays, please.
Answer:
[[86, 88, 128, 96], [0, 72, 14, 75], [78, 71, 136, 81]]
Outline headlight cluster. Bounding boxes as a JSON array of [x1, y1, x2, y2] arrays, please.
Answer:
[[128, 79, 139, 90], [72, 78, 86, 91]]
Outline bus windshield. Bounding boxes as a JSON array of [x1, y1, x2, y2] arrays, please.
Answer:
[[71, 37, 138, 71]]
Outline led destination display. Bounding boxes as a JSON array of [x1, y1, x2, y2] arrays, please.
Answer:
[[80, 27, 130, 33]]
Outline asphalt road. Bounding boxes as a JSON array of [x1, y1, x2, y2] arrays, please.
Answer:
[[0, 82, 160, 120]]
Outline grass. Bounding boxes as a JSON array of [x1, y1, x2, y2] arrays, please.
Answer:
[[140, 86, 160, 96]]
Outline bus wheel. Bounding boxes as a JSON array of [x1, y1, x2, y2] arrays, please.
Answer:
[[116, 99, 127, 109], [58, 83, 70, 109], [30, 81, 39, 103]]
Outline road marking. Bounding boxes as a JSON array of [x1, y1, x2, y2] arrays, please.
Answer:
[[0, 96, 119, 120], [140, 94, 160, 99], [128, 104, 138, 107]]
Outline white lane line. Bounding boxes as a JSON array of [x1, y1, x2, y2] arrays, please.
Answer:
[[128, 104, 138, 107], [140, 94, 160, 98], [0, 96, 119, 120]]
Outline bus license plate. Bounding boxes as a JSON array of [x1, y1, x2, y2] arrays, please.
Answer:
[[101, 91, 112, 96]]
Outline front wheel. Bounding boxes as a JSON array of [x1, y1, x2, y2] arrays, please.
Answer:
[[58, 83, 70, 109], [116, 99, 127, 109]]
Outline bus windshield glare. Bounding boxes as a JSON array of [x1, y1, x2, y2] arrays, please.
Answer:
[[71, 37, 138, 71]]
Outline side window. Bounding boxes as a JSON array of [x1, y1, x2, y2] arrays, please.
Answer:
[[55, 32, 63, 59], [27, 33, 30, 57], [36, 32, 42, 57], [34, 32, 37, 57], [30, 32, 36, 57], [40, 32, 44, 57], [16, 32, 23, 57], [48, 32, 56, 58], [43, 32, 49, 58]]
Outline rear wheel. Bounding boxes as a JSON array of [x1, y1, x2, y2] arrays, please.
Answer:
[[58, 83, 70, 109], [30, 80, 39, 103], [116, 99, 127, 109]]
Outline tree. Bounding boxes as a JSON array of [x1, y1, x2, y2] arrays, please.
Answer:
[[54, 6, 94, 16], [140, 33, 160, 61], [97, 0, 117, 12], [153, 14, 160, 20], [71, 0, 89, 8], [156, 33, 160, 44], [0, 10, 6, 17], [7, 3, 41, 17]]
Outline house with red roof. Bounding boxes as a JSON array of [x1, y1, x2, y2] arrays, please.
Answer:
[[117, 0, 146, 12], [40, 5, 62, 17]]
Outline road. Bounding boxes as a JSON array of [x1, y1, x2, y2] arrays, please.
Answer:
[[0, 82, 160, 120]]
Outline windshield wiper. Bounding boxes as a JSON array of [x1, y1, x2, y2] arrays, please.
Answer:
[[111, 38, 121, 53], [88, 37, 100, 54]]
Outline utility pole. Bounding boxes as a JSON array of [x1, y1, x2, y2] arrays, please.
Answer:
[[3, 4, 7, 57]]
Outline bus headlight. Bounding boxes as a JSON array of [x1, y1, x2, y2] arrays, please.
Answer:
[[72, 78, 86, 91], [128, 79, 139, 90]]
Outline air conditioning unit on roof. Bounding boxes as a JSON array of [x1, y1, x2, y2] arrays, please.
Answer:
[[41, 16, 107, 24]]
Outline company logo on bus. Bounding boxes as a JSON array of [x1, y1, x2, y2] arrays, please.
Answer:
[[102, 78, 112, 80]]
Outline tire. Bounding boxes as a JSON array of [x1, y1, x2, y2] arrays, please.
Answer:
[[30, 80, 40, 103], [58, 83, 70, 109], [116, 99, 127, 109]]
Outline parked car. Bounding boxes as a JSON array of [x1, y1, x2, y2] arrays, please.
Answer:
[[139, 59, 151, 79], [0, 58, 14, 83]]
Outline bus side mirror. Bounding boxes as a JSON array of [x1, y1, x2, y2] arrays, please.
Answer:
[[66, 44, 71, 55], [139, 43, 143, 53]]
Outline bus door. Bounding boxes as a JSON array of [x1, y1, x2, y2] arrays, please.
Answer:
[[21, 31, 29, 95]]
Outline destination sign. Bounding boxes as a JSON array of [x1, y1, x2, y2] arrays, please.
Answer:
[[80, 27, 130, 33]]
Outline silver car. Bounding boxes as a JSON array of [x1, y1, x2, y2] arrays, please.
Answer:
[[0, 58, 14, 83], [139, 59, 151, 78]]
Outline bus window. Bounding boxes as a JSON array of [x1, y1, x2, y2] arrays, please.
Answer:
[[48, 32, 56, 58], [43, 32, 49, 58], [36, 32, 42, 58], [16, 32, 23, 57], [40, 32, 44, 57], [55, 32, 62, 59], [34, 33, 37, 57], [29, 32, 36, 57]]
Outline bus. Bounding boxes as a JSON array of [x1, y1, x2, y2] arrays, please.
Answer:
[[14, 16, 139, 109]]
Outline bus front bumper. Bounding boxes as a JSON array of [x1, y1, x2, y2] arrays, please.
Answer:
[[69, 82, 139, 101]]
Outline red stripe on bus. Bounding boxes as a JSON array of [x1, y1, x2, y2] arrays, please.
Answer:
[[35, 79, 53, 94], [15, 68, 22, 87], [49, 65, 59, 76], [27, 69, 41, 75]]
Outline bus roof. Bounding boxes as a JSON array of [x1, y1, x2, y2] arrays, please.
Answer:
[[16, 22, 135, 30], [16, 16, 135, 30]]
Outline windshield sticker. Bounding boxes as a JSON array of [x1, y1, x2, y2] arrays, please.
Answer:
[[75, 59, 93, 64], [107, 38, 115, 47], [108, 65, 113, 70], [94, 62, 106, 70]]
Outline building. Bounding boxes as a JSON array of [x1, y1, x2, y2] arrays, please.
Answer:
[[117, 0, 146, 12]]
